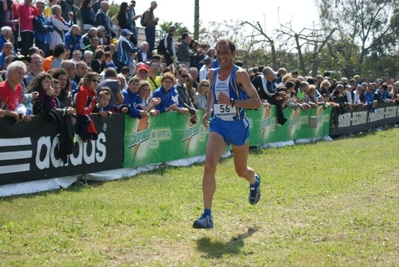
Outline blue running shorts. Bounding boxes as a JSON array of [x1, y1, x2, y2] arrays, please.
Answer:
[[209, 116, 250, 146]]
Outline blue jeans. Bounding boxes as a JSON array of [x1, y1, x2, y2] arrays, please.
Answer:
[[145, 27, 155, 59]]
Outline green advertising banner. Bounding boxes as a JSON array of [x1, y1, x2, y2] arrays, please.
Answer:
[[248, 105, 332, 146], [124, 110, 210, 168], [124, 106, 332, 168]]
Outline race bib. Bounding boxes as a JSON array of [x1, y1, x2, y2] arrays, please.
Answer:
[[214, 103, 236, 119]]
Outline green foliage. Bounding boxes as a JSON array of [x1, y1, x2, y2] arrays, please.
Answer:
[[1, 129, 399, 265], [159, 21, 191, 41], [108, 3, 119, 19]]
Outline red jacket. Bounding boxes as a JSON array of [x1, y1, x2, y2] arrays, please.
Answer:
[[18, 3, 39, 31]]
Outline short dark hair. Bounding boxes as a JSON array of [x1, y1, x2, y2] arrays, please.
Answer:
[[94, 49, 105, 60], [182, 32, 189, 40], [53, 44, 66, 58], [216, 39, 236, 53]]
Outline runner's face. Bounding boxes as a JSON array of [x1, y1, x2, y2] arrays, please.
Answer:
[[216, 43, 234, 68]]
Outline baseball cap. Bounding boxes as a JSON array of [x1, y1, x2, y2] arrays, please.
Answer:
[[137, 64, 150, 72], [121, 29, 133, 36]]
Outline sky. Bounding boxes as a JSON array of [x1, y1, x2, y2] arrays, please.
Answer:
[[124, 0, 320, 33]]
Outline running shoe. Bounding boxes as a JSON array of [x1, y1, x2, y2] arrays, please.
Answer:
[[249, 174, 261, 205], [193, 215, 213, 229]]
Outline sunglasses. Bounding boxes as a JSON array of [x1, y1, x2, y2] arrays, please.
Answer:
[[92, 79, 101, 83], [202, 84, 209, 87], [181, 74, 189, 78]]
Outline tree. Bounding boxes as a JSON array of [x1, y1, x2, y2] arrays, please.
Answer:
[[317, 0, 399, 76], [159, 22, 191, 41]]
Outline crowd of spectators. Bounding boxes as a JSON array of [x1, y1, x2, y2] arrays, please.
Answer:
[[1, 0, 398, 152]]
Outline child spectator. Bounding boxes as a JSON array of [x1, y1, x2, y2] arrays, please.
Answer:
[[64, 24, 82, 58], [93, 86, 113, 118], [74, 72, 99, 141]]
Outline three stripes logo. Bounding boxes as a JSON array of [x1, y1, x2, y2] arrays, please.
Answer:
[[0, 137, 32, 174]]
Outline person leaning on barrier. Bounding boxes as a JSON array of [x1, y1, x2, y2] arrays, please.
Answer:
[[29, 72, 75, 162], [152, 72, 187, 115], [0, 61, 34, 123]]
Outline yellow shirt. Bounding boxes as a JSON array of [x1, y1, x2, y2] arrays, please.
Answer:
[[44, 6, 52, 17], [147, 76, 162, 92]]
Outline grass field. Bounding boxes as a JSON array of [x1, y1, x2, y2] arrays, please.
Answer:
[[1, 129, 399, 266]]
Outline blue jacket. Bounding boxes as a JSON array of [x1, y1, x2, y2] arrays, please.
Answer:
[[95, 9, 112, 37], [152, 85, 182, 113], [117, 36, 138, 66], [122, 89, 143, 118], [81, 7, 96, 26], [33, 15, 53, 45], [65, 31, 82, 51]]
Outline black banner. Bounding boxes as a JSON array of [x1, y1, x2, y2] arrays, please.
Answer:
[[0, 114, 124, 186], [329, 102, 399, 136]]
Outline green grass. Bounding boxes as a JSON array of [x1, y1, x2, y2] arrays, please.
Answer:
[[1, 129, 399, 266]]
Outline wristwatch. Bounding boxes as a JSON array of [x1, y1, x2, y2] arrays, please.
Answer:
[[230, 98, 236, 107]]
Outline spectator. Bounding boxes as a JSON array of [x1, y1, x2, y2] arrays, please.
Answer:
[[24, 53, 43, 88], [33, 1, 52, 57], [189, 67, 199, 89], [10, 0, 20, 51], [251, 67, 287, 125], [163, 25, 176, 67], [143, 1, 159, 60], [175, 68, 196, 119], [304, 84, 323, 108], [135, 63, 150, 81], [65, 24, 82, 57], [96, 25, 110, 46], [74, 71, 99, 141], [60, 0, 77, 24], [97, 67, 123, 112], [195, 79, 209, 110], [104, 51, 117, 69], [61, 59, 77, 90], [48, 5, 73, 54], [0, 60, 33, 123], [0, 26, 13, 51], [91, 0, 103, 15], [121, 77, 152, 118], [116, 29, 138, 68], [135, 41, 148, 63], [43, 0, 57, 17], [85, 36, 101, 53], [185, 73, 195, 103], [49, 68, 71, 107], [91, 48, 106, 74], [30, 72, 75, 127], [146, 59, 161, 92], [71, 49, 82, 63], [80, 27, 98, 49], [18, 0, 39, 56], [92, 86, 112, 118], [95, 1, 113, 39], [199, 57, 212, 82], [152, 72, 187, 115], [80, 0, 96, 32], [177, 32, 192, 69], [51, 44, 67, 69], [353, 85, 365, 105], [137, 80, 157, 110], [74, 60, 88, 85], [1, 54, 16, 80], [117, 2, 136, 45], [0, 41, 17, 70], [83, 50, 93, 67], [117, 73, 127, 90], [4, 1, 18, 48], [127, 1, 140, 44]]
